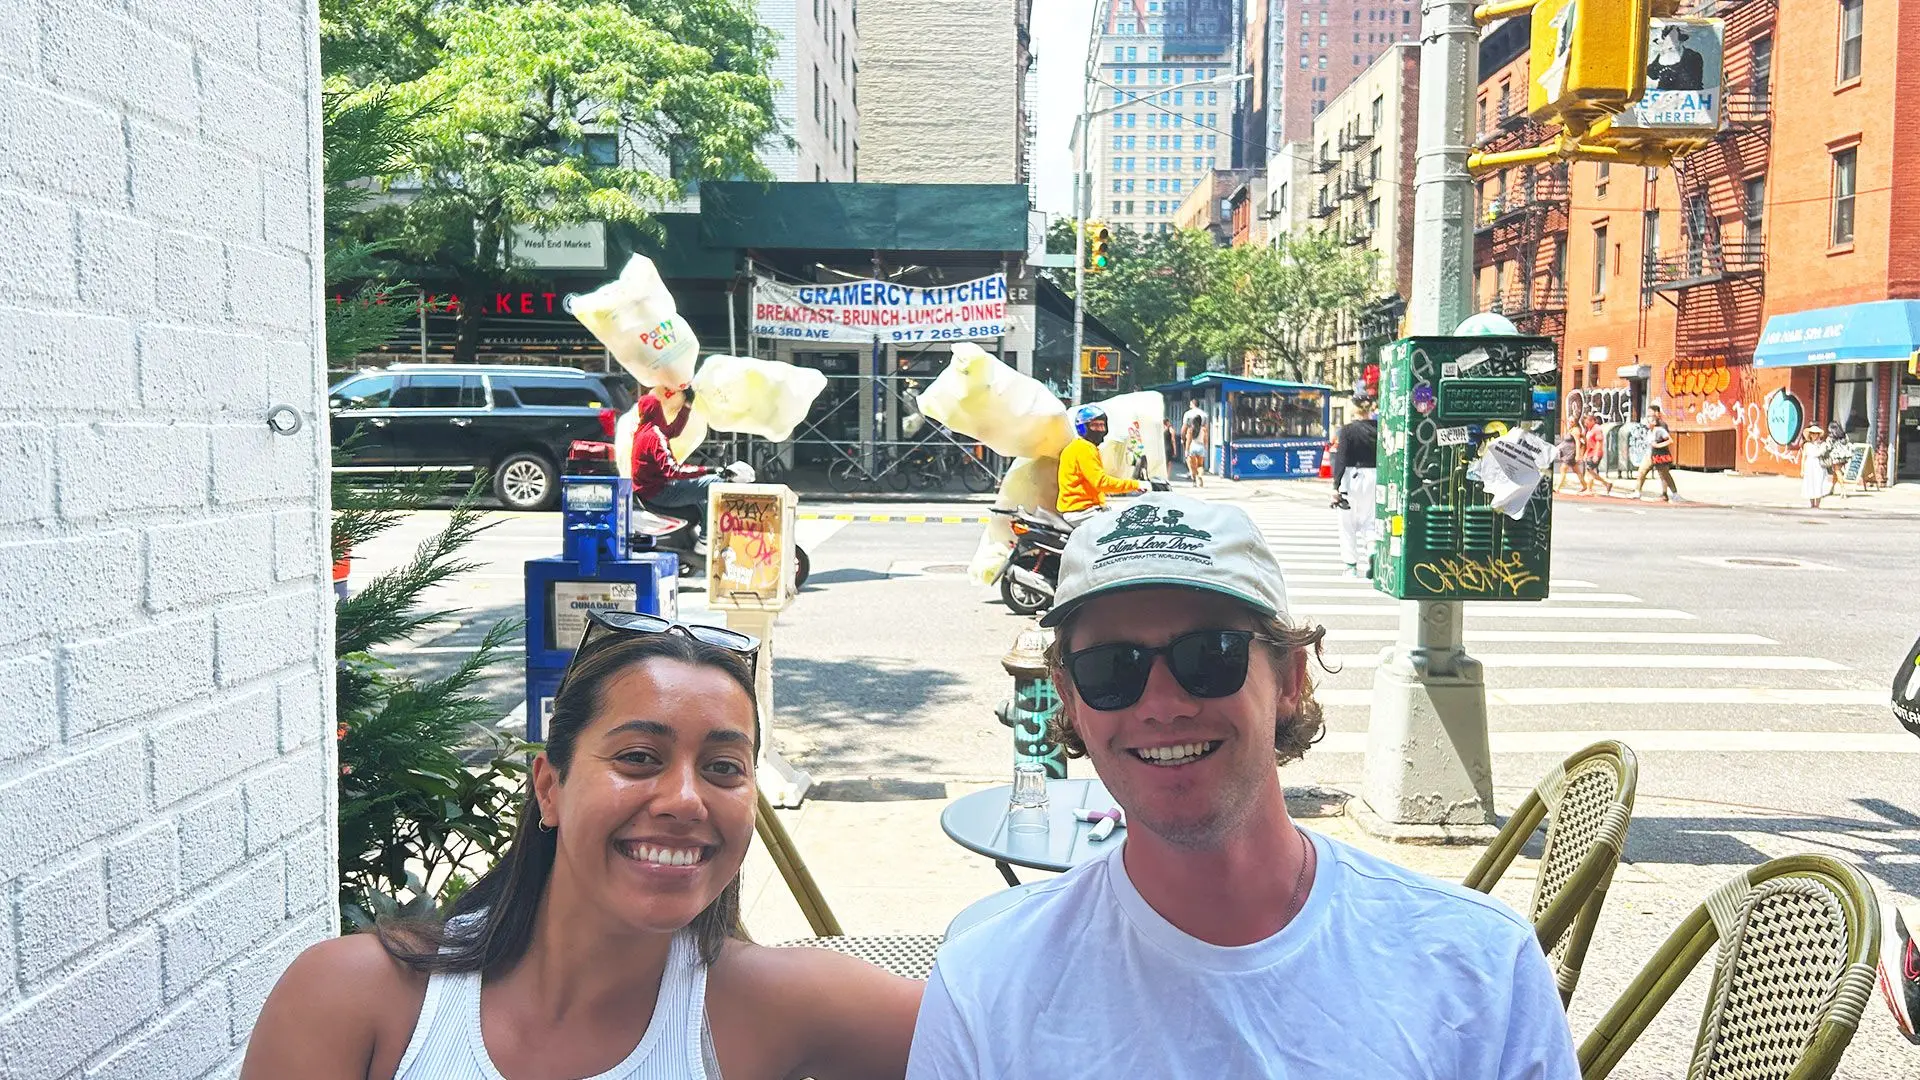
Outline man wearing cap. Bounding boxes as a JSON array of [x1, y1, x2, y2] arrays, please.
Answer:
[[908, 493, 1577, 1079]]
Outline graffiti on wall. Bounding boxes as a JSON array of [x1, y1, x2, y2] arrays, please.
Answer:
[[1566, 386, 1633, 424]]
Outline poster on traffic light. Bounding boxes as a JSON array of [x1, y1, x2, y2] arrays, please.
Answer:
[[1612, 18, 1725, 133]]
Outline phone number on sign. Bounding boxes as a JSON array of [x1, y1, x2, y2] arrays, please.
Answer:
[[889, 324, 1009, 342]]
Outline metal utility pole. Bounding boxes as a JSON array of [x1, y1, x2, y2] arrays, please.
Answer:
[[1071, 1, 1103, 408], [1363, 0, 1495, 828]]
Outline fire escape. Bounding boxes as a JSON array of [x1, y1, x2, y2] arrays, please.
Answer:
[[1474, 104, 1571, 348], [1641, 0, 1775, 370]]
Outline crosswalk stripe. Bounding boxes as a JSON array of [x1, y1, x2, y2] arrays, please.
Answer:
[[1322, 628, 1779, 646], [1294, 604, 1697, 620], [1310, 730, 1920, 755], [1317, 687, 1886, 707], [1284, 588, 1645, 604], [1322, 653, 1849, 671]]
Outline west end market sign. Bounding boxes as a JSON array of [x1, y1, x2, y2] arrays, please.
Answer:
[[751, 273, 1013, 343]]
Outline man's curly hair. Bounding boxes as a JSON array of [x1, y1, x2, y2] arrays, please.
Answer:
[[1043, 612, 1331, 767]]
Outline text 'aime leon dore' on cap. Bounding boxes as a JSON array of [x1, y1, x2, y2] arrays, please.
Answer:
[[1039, 494, 1291, 628]]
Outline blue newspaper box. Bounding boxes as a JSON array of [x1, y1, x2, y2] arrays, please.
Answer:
[[523, 468, 677, 741]]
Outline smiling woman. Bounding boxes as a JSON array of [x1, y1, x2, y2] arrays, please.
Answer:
[[241, 617, 922, 1080]]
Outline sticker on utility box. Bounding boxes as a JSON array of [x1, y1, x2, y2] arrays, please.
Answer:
[[550, 580, 639, 651], [1436, 426, 1471, 447]]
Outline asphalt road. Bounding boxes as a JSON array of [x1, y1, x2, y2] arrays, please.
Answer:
[[352, 486, 1920, 893]]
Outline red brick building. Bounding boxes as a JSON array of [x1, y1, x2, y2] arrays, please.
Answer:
[[1474, 1, 1920, 482]]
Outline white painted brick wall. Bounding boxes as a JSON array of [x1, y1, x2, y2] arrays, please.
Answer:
[[858, 0, 1019, 183], [0, 4, 333, 1078]]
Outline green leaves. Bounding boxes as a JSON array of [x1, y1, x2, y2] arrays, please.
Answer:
[[1047, 220, 1380, 386]]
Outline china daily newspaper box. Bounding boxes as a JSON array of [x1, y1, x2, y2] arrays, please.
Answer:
[[523, 469, 678, 741], [1373, 336, 1561, 602]]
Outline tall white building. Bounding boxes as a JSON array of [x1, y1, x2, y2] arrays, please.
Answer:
[[1079, 0, 1238, 236], [759, 0, 861, 181]]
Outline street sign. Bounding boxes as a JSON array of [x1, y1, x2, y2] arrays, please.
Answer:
[[1529, 0, 1650, 126]]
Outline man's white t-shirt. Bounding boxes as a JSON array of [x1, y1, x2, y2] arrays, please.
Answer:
[[908, 831, 1578, 1079]]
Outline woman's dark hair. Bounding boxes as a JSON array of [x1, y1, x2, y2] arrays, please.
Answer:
[[1044, 609, 1330, 767], [374, 631, 758, 973]]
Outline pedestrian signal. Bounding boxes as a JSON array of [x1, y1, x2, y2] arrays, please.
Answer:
[[1087, 222, 1113, 272], [1081, 347, 1121, 380]]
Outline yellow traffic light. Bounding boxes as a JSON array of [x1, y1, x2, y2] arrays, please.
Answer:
[[1087, 222, 1113, 273], [1528, 0, 1650, 127]]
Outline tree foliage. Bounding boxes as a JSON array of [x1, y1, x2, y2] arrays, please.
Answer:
[[325, 0, 780, 361], [1045, 221, 1379, 389]]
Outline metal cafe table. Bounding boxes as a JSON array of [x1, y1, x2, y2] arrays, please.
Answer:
[[939, 777, 1124, 887]]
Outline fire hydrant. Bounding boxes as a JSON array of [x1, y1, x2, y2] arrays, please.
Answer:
[[996, 623, 1067, 779]]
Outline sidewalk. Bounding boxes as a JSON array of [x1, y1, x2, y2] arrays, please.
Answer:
[[1221, 472, 1920, 514], [744, 785, 1920, 1075]]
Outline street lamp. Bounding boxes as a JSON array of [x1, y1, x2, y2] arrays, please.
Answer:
[[1071, 67, 1250, 406]]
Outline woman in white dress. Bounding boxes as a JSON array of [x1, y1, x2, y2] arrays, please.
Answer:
[[243, 613, 921, 1080], [1800, 424, 1832, 508]]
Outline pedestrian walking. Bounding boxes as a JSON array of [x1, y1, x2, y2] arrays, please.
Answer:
[[1577, 413, 1612, 496], [1330, 393, 1379, 579], [1801, 424, 1832, 508], [1181, 401, 1209, 486], [1552, 429, 1577, 492], [1632, 405, 1680, 501]]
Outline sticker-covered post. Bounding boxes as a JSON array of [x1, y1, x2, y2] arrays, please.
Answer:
[[1362, 0, 1502, 834]]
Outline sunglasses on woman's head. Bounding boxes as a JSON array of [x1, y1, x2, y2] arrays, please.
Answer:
[[560, 610, 761, 692], [1065, 629, 1280, 712]]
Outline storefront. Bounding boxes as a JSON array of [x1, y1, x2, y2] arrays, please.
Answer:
[[1752, 300, 1920, 484], [1155, 374, 1334, 479]]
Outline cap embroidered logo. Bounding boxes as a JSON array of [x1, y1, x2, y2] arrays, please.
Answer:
[[1094, 505, 1215, 567]]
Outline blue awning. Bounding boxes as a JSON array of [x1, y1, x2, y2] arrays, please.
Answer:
[[1752, 300, 1920, 369]]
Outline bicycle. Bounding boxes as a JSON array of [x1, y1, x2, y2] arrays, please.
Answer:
[[826, 448, 911, 493]]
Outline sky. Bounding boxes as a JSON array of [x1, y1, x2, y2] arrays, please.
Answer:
[[1031, 0, 1099, 220]]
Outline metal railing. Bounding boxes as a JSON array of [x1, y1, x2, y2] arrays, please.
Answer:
[[1643, 237, 1765, 290]]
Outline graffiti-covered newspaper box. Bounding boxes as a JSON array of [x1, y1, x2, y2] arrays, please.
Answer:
[[1374, 336, 1561, 602], [707, 484, 798, 611]]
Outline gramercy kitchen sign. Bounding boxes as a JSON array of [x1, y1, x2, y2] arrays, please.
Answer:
[[751, 273, 1012, 343]]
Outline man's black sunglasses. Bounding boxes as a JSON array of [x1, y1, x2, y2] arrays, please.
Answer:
[[561, 610, 760, 692], [1065, 629, 1280, 712]]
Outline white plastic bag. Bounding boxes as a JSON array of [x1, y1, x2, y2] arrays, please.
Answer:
[[689, 354, 829, 442], [919, 344, 1072, 460], [1091, 391, 1169, 482], [968, 456, 1062, 585], [565, 255, 699, 388]]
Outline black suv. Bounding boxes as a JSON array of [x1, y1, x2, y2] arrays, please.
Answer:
[[328, 364, 634, 511]]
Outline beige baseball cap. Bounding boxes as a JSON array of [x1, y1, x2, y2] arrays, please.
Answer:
[[1039, 494, 1290, 628]]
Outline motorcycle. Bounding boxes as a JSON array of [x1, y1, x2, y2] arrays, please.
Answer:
[[630, 465, 812, 593], [993, 505, 1075, 616], [994, 481, 1171, 616]]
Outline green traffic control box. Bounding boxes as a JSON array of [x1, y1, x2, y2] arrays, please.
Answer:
[[1373, 336, 1561, 602]]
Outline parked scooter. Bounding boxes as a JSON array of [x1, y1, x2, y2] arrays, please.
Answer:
[[1881, 632, 1920, 1045], [993, 505, 1075, 616], [629, 465, 812, 593]]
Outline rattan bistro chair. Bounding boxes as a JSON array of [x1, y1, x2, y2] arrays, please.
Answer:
[[1578, 855, 1882, 1080], [756, 792, 943, 980], [1463, 740, 1638, 1006]]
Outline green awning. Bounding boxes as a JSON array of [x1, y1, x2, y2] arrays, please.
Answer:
[[698, 182, 1029, 253]]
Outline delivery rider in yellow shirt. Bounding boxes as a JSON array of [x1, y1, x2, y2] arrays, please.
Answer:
[[1058, 404, 1146, 525]]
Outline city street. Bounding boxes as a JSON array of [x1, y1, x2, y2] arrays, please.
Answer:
[[354, 482, 1920, 1075]]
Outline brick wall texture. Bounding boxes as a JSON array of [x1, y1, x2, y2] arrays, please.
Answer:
[[0, 3, 334, 1078]]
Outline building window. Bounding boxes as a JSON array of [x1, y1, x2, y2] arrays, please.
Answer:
[[1113, 135, 1124, 150], [583, 133, 619, 167], [1592, 224, 1608, 296], [1113, 179, 1123, 193], [1831, 147, 1857, 245], [1371, 94, 1384, 131], [813, 65, 821, 121], [1318, 56, 1327, 69], [1128, 47, 1137, 61], [1114, 201, 1123, 215], [1838, 0, 1863, 83], [1115, 46, 1124, 62], [1595, 161, 1610, 197], [1751, 36, 1772, 105], [1369, 146, 1381, 179], [1126, 200, 1134, 214], [1743, 175, 1766, 236]]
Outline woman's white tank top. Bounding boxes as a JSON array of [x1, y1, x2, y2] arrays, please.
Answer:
[[391, 928, 724, 1079]]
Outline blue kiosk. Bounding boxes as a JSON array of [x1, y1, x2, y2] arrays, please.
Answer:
[[1157, 373, 1334, 480], [523, 446, 678, 741]]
